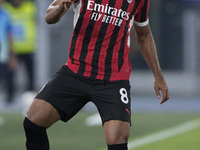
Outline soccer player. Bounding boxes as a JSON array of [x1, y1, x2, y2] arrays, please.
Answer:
[[23, 0, 169, 150]]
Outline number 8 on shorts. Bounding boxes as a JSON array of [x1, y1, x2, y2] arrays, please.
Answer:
[[119, 88, 129, 104]]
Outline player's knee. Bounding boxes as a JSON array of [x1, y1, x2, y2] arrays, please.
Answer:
[[25, 99, 60, 128], [106, 132, 129, 145], [117, 132, 129, 143], [23, 117, 45, 132]]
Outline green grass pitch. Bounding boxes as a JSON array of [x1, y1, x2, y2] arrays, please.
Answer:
[[0, 111, 199, 150], [133, 126, 200, 150]]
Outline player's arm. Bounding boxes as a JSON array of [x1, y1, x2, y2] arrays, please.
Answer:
[[45, 0, 74, 24], [133, 24, 169, 104]]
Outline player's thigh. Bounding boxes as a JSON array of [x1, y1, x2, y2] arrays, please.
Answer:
[[26, 98, 60, 128], [104, 120, 130, 145], [93, 80, 131, 124]]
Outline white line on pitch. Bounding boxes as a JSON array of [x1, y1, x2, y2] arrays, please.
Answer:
[[129, 119, 200, 149]]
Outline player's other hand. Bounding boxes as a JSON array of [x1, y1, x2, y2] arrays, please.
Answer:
[[59, 0, 74, 10], [154, 77, 169, 104]]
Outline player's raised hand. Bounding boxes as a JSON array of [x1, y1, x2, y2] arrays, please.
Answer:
[[58, 0, 74, 10], [154, 77, 169, 104], [45, 0, 76, 24]]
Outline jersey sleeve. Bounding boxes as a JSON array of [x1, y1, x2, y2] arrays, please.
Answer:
[[134, 0, 150, 27]]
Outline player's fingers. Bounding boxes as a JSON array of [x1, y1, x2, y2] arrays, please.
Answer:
[[63, 3, 68, 9], [154, 85, 160, 99], [160, 89, 166, 104], [62, 0, 73, 4], [62, 0, 72, 2], [64, 0, 74, 8], [160, 87, 169, 104], [165, 87, 169, 101], [61, 2, 73, 10], [167, 89, 169, 100]]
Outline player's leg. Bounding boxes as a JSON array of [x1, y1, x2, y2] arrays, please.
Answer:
[[23, 65, 90, 150], [104, 120, 130, 150], [26, 98, 60, 127], [92, 80, 131, 150], [23, 98, 60, 150]]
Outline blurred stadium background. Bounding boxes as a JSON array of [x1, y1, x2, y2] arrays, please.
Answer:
[[0, 0, 200, 150]]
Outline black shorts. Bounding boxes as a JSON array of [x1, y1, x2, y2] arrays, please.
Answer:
[[36, 65, 131, 124]]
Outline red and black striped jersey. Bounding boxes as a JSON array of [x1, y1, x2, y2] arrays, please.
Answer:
[[66, 0, 150, 81]]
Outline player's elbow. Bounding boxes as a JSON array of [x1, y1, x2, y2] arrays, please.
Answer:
[[134, 24, 152, 43], [45, 18, 52, 24], [136, 34, 147, 44], [45, 14, 59, 24], [136, 31, 152, 44]]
